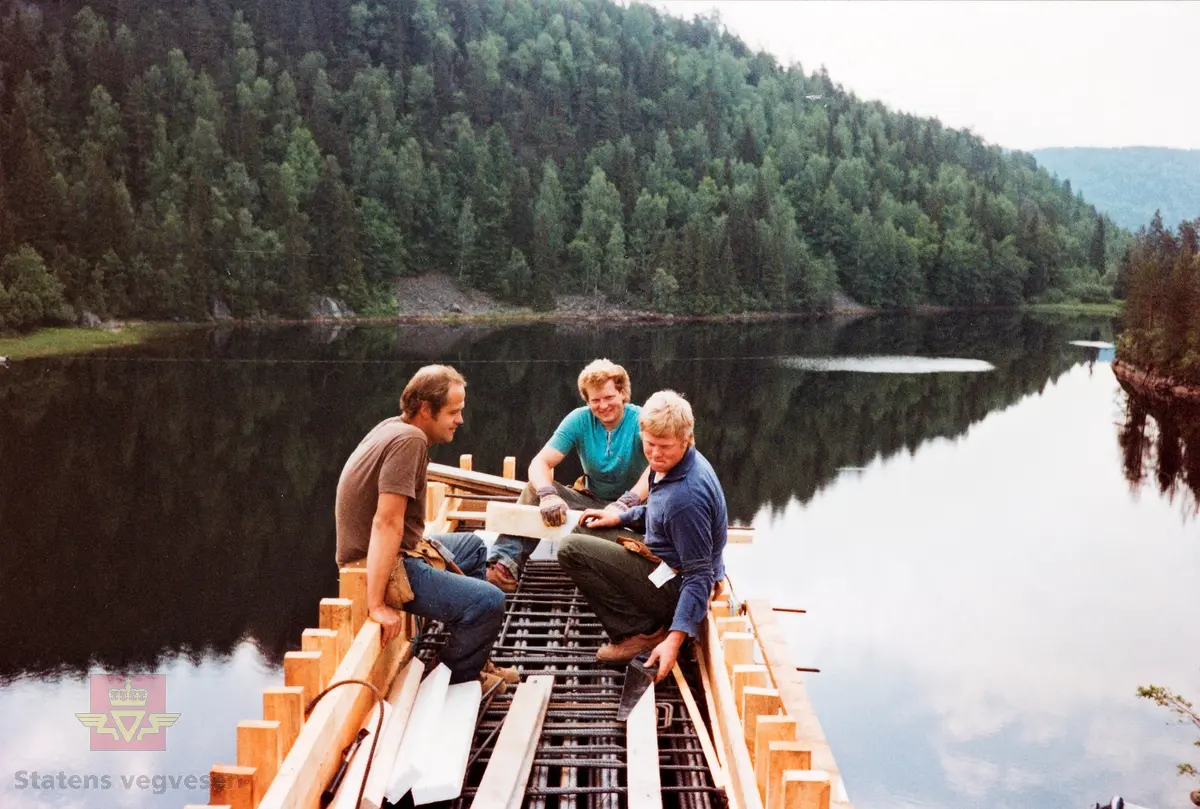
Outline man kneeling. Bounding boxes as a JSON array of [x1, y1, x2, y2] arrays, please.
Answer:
[[559, 390, 728, 678]]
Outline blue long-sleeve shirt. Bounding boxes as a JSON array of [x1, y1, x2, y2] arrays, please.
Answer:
[[618, 446, 728, 638]]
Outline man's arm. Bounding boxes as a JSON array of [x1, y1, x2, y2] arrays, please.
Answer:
[[366, 491, 408, 645], [527, 445, 566, 491], [645, 502, 715, 681]]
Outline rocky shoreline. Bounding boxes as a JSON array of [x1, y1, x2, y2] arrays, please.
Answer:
[[1112, 357, 1200, 405]]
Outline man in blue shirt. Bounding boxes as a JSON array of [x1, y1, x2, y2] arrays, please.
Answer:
[[486, 359, 650, 592], [558, 390, 728, 675]]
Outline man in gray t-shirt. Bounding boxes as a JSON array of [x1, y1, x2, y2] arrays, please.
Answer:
[[335, 365, 516, 690]]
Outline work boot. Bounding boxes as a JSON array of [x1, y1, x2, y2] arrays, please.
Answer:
[[486, 561, 518, 594], [595, 628, 668, 664], [479, 660, 520, 695]]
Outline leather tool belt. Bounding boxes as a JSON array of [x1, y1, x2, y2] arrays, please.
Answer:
[[385, 538, 463, 607], [618, 535, 726, 601]]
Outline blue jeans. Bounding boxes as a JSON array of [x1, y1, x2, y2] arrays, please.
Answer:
[[404, 532, 506, 683], [488, 482, 626, 578]]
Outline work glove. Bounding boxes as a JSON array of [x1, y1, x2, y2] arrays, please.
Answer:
[[536, 486, 568, 526]]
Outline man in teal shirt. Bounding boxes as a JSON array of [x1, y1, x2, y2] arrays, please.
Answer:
[[486, 359, 650, 592]]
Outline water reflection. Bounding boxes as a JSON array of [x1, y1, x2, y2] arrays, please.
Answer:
[[1118, 390, 1200, 517], [778, 356, 996, 373]]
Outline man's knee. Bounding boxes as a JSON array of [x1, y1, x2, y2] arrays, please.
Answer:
[[463, 581, 506, 623], [558, 534, 595, 569]]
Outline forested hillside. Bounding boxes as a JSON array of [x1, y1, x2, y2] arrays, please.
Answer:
[[1032, 147, 1200, 232], [0, 0, 1126, 328]]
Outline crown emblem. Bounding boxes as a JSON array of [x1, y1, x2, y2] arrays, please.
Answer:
[[108, 678, 149, 707]]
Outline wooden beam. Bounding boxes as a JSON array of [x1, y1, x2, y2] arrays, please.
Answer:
[[727, 527, 754, 544], [385, 663, 453, 802], [282, 651, 321, 707], [411, 680, 484, 804], [360, 659, 425, 809], [710, 599, 731, 619], [428, 462, 525, 495], [783, 770, 831, 809], [754, 716, 797, 800], [716, 617, 750, 639], [502, 456, 517, 479], [338, 566, 368, 635], [670, 665, 724, 789], [210, 764, 255, 809], [319, 598, 354, 662], [426, 481, 448, 523], [723, 632, 757, 674], [301, 628, 340, 690], [766, 742, 813, 809], [744, 600, 852, 807], [702, 614, 764, 809], [472, 675, 554, 809], [485, 502, 753, 544], [731, 665, 769, 716], [695, 651, 727, 774], [237, 720, 282, 806], [262, 687, 304, 759], [257, 618, 409, 809], [741, 686, 782, 757], [625, 683, 662, 809]]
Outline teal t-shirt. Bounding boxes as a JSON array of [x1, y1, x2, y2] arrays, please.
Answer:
[[547, 403, 646, 501]]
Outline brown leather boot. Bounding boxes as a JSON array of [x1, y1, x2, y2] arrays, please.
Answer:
[[595, 628, 668, 663]]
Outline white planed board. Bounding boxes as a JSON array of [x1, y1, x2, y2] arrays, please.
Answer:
[[485, 502, 754, 543], [385, 663, 452, 804], [625, 683, 662, 809], [359, 659, 426, 809], [472, 675, 554, 809], [410, 680, 483, 804]]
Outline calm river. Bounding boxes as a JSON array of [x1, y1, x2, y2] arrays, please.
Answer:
[[1, 312, 1196, 809]]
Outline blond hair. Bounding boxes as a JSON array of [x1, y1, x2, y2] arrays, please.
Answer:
[[577, 358, 631, 404], [639, 390, 694, 445], [400, 364, 466, 419]]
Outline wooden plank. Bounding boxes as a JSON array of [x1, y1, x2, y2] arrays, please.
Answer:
[[237, 720, 282, 806], [472, 675, 554, 809], [670, 665, 725, 789], [695, 651, 727, 773], [282, 651, 321, 707], [625, 683, 662, 809], [711, 599, 731, 619], [702, 614, 764, 809], [727, 527, 754, 544], [257, 617, 409, 809], [262, 687, 304, 759], [723, 632, 757, 673], [783, 770, 831, 809], [716, 617, 750, 639], [411, 680, 483, 804], [385, 663, 453, 802], [211, 764, 255, 809], [338, 566, 368, 635], [731, 665, 769, 717], [361, 659, 426, 809], [319, 598, 354, 662], [754, 716, 797, 800], [425, 481, 448, 523], [485, 502, 753, 544], [744, 600, 852, 807], [328, 700, 388, 809], [766, 741, 813, 809], [428, 462, 525, 495], [301, 628, 340, 690], [741, 686, 782, 756], [502, 456, 517, 479]]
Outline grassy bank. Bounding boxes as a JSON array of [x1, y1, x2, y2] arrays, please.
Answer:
[[0, 323, 184, 360], [1022, 301, 1124, 317]]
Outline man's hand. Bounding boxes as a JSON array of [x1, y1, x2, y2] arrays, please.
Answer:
[[645, 631, 686, 683], [578, 507, 620, 529], [370, 603, 405, 646], [537, 488, 568, 526]]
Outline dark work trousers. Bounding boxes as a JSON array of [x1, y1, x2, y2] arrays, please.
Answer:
[[557, 534, 681, 642]]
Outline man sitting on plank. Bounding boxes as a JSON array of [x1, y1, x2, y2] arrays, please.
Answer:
[[558, 390, 728, 672], [485, 358, 650, 593], [335, 364, 518, 692]]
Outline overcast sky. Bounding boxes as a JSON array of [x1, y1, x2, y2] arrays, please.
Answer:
[[649, 0, 1200, 152]]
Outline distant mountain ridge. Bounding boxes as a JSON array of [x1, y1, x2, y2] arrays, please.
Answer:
[[1030, 147, 1200, 231]]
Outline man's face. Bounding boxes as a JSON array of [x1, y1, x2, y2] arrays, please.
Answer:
[[425, 384, 466, 444], [585, 379, 625, 429], [641, 430, 688, 475]]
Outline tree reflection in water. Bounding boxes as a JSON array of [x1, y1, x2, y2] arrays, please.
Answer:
[[1118, 390, 1200, 518]]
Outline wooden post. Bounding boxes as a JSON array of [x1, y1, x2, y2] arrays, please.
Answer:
[[426, 481, 448, 524], [723, 632, 757, 673], [502, 456, 517, 479], [766, 741, 813, 809], [210, 764, 256, 809], [459, 454, 472, 471], [753, 716, 797, 800], [262, 687, 304, 757], [301, 628, 340, 691], [283, 651, 322, 707], [731, 665, 769, 717], [319, 598, 354, 662], [783, 770, 831, 809], [338, 567, 368, 635], [741, 686, 782, 756], [716, 616, 750, 639], [237, 720, 282, 806], [711, 599, 731, 619]]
